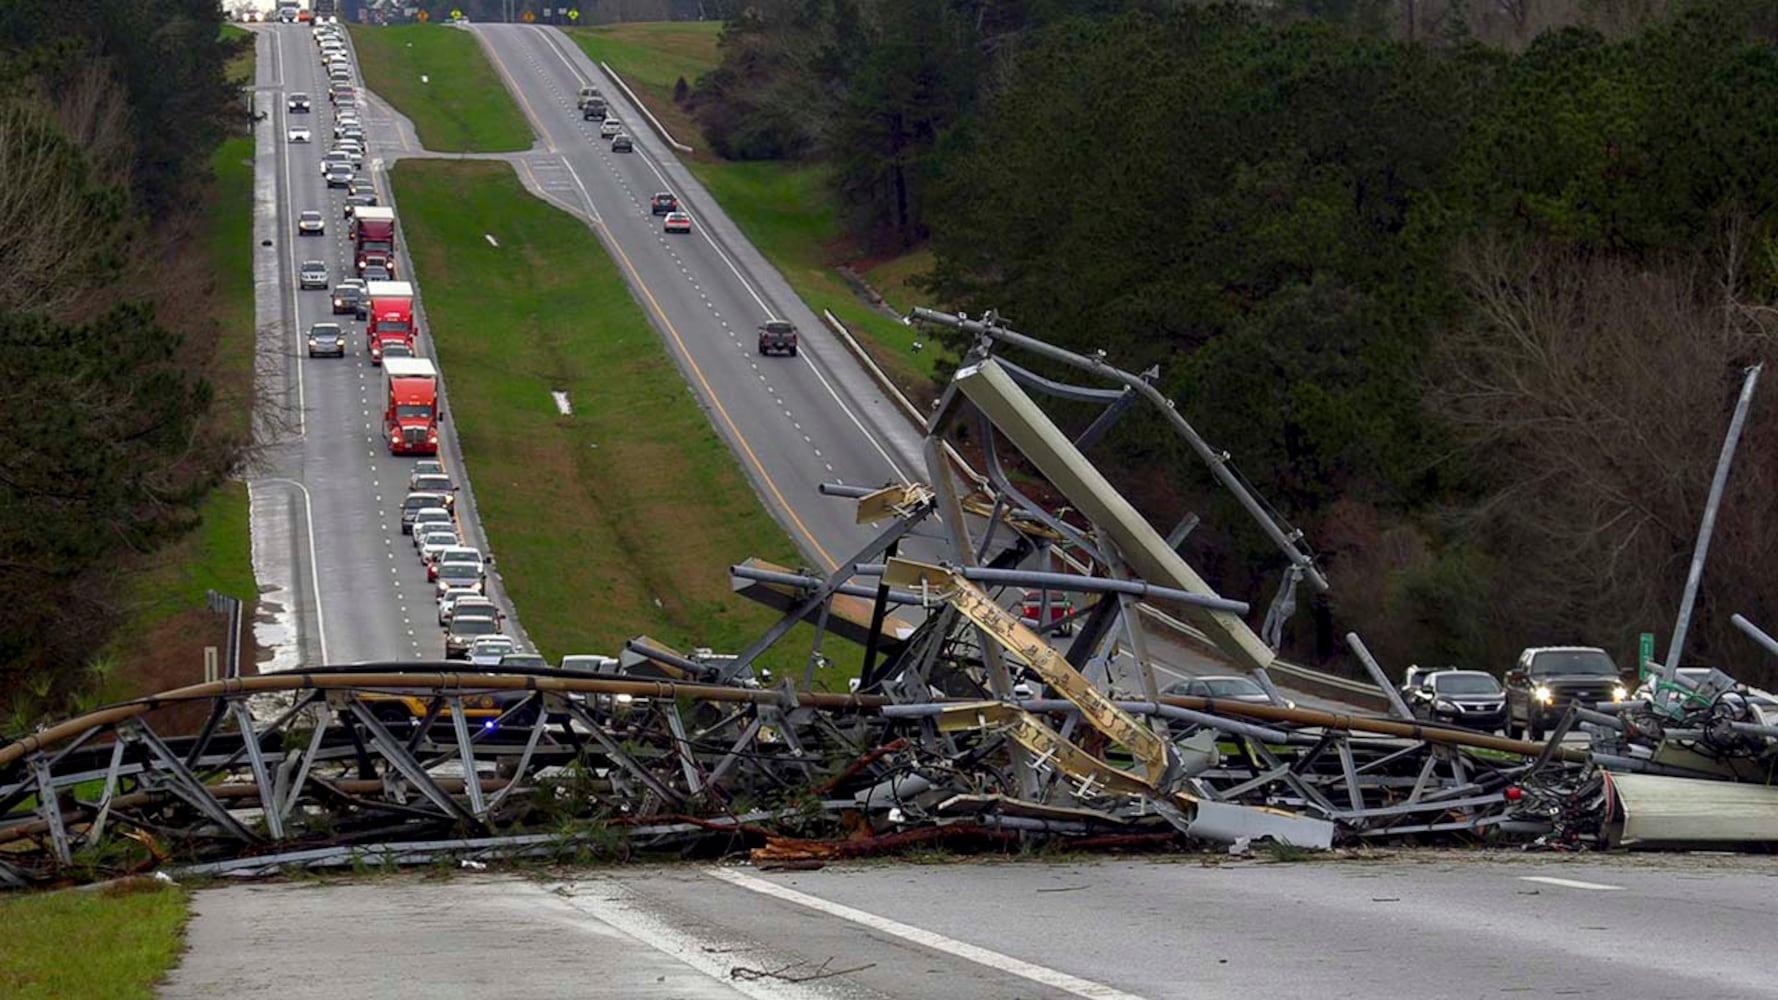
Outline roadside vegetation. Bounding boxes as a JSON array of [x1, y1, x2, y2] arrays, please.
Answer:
[[348, 24, 533, 153], [392, 160, 840, 685], [568, 23, 943, 397], [100, 25, 262, 712], [620, 0, 1778, 690], [1, 2, 253, 726], [0, 879, 190, 998]]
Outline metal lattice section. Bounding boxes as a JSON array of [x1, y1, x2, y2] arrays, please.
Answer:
[[4, 315, 1775, 884]]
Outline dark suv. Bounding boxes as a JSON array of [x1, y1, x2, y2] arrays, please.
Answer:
[[650, 192, 679, 215], [757, 320, 798, 357], [1505, 646, 1627, 740]]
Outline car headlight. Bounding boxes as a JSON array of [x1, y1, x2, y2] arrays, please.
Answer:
[[1534, 685, 1553, 704], [1434, 698, 1456, 712], [1612, 684, 1628, 702], [614, 693, 634, 704]]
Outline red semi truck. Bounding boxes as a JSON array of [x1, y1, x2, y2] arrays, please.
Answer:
[[364, 279, 415, 365], [383, 357, 439, 455], [351, 206, 397, 277]]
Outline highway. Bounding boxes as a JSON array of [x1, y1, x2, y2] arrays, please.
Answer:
[[169, 23, 1767, 1000], [463, 23, 1346, 705], [166, 854, 1778, 998], [468, 23, 932, 574], [249, 23, 519, 668], [251, 21, 1335, 695]]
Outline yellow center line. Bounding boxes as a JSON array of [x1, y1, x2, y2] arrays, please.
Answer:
[[592, 216, 838, 572], [458, 28, 840, 570], [474, 26, 555, 154]]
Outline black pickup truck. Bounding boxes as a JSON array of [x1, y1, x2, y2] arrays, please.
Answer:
[[757, 320, 799, 357], [1504, 646, 1628, 740]]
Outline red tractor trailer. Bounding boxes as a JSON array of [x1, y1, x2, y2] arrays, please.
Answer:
[[351, 206, 397, 277], [364, 279, 415, 365], [383, 357, 439, 455]]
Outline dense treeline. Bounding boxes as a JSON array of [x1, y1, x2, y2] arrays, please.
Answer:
[[696, 0, 1778, 685], [0, 1, 244, 716]]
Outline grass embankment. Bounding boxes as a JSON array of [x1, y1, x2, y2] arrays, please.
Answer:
[[106, 26, 260, 708], [393, 160, 838, 683], [567, 24, 949, 396], [0, 880, 190, 999], [125, 33, 260, 630], [348, 24, 533, 153]]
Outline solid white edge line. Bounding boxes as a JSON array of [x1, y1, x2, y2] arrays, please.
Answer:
[[546, 880, 844, 1000], [1518, 876, 1624, 891], [527, 26, 912, 483], [257, 477, 330, 663], [707, 868, 1152, 1000], [793, 351, 910, 480]]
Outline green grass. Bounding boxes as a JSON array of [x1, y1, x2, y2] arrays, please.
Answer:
[[683, 161, 948, 386], [104, 35, 260, 678], [392, 160, 847, 686], [146, 482, 256, 617], [567, 26, 951, 392], [347, 24, 533, 153], [207, 134, 256, 439], [222, 23, 254, 79], [0, 881, 190, 999], [567, 21, 719, 94]]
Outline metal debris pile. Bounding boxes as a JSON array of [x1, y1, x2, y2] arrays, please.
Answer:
[[3, 313, 1776, 885]]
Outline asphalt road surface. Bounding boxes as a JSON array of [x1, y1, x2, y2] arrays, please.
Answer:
[[244, 19, 1353, 706], [469, 23, 931, 570], [164, 854, 1778, 999], [249, 24, 522, 669], [463, 23, 1288, 700]]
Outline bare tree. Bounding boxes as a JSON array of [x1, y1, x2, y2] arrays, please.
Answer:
[[0, 96, 134, 319], [1428, 232, 1778, 684]]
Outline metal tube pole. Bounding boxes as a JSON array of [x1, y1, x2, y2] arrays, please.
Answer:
[[728, 564, 925, 606], [910, 307, 1327, 592], [859, 540, 900, 685], [1662, 364, 1763, 708], [851, 563, 1249, 613], [1346, 633, 1414, 720], [1731, 613, 1778, 659]]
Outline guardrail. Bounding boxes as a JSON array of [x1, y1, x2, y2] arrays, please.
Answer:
[[598, 60, 693, 154], [817, 310, 1385, 708]]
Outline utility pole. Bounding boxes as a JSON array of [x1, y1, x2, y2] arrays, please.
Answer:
[[1658, 363, 1763, 709]]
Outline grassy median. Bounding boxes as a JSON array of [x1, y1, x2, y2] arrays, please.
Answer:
[[568, 23, 949, 391], [392, 160, 837, 677], [0, 880, 190, 999], [348, 24, 532, 153]]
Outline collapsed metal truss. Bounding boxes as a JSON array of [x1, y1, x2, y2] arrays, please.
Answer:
[[4, 313, 1776, 884]]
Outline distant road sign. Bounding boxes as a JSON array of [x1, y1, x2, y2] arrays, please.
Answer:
[[521, 9, 535, 21], [567, 8, 579, 19], [416, 8, 430, 20], [449, 7, 461, 17]]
